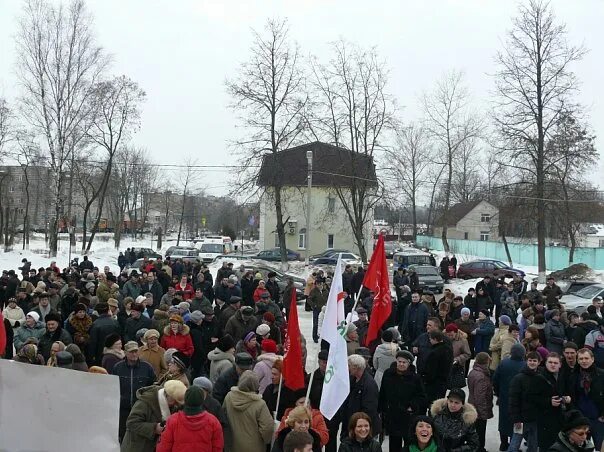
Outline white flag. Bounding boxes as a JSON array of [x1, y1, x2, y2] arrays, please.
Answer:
[[319, 256, 350, 420]]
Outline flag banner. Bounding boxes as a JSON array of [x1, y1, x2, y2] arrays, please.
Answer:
[[0, 359, 120, 451], [319, 256, 350, 420], [283, 288, 305, 390], [363, 234, 392, 346]]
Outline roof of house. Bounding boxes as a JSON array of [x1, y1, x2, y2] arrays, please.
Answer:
[[435, 200, 484, 227], [257, 141, 378, 188]]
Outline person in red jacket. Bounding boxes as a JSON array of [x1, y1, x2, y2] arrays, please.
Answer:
[[174, 275, 194, 300], [160, 315, 194, 357], [156, 385, 223, 452], [253, 280, 270, 303]]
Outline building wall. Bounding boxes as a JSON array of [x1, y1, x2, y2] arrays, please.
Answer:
[[259, 186, 374, 258], [433, 201, 500, 241]]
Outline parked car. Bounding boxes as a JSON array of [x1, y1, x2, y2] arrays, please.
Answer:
[[561, 284, 604, 314], [456, 259, 525, 280], [309, 248, 352, 261], [557, 279, 599, 295], [129, 247, 162, 260], [168, 248, 201, 263], [165, 246, 197, 257], [254, 248, 301, 262], [408, 264, 444, 293], [384, 241, 402, 259], [124, 259, 147, 276], [251, 264, 306, 301], [312, 252, 362, 266]]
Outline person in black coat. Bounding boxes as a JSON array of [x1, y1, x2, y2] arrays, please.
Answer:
[[342, 354, 381, 439], [422, 331, 453, 405], [87, 302, 121, 365], [3, 316, 13, 359], [212, 352, 254, 405], [400, 293, 430, 345], [378, 351, 427, 450], [123, 304, 152, 343], [439, 257, 450, 283]]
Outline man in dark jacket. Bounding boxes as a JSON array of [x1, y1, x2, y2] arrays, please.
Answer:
[[412, 318, 448, 375], [400, 292, 429, 344], [542, 277, 563, 310], [308, 279, 329, 343], [87, 302, 121, 365], [508, 351, 542, 452], [78, 255, 94, 272], [38, 312, 73, 361], [265, 272, 280, 306], [212, 352, 253, 404], [342, 354, 381, 439], [140, 272, 163, 312], [112, 341, 156, 442], [342, 265, 354, 294], [422, 330, 453, 405], [123, 304, 152, 342], [572, 313, 598, 348]]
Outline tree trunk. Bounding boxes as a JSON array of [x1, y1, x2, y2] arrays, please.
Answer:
[[412, 197, 418, 243], [157, 227, 163, 250], [274, 186, 288, 268], [86, 162, 113, 253], [501, 232, 513, 266], [177, 192, 186, 246], [114, 214, 123, 249]]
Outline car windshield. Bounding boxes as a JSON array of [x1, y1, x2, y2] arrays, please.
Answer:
[[201, 244, 223, 253], [575, 285, 604, 299], [491, 261, 509, 269], [414, 266, 438, 276], [407, 255, 431, 265]]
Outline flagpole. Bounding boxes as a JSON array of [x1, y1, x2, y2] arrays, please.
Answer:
[[274, 375, 283, 421]]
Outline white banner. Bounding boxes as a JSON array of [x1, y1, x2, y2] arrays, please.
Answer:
[[0, 360, 120, 452]]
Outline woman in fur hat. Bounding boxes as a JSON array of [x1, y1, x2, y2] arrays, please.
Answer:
[[160, 314, 194, 357], [430, 389, 479, 452], [65, 302, 93, 350], [101, 333, 124, 373]]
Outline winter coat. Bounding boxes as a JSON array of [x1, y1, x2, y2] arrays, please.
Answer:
[[120, 385, 170, 452], [3, 305, 26, 327], [156, 410, 223, 452], [372, 342, 400, 388], [208, 348, 235, 383], [450, 332, 471, 367], [547, 432, 595, 452], [508, 366, 544, 424], [489, 325, 509, 371], [430, 398, 479, 452], [255, 300, 284, 327], [378, 365, 427, 436], [467, 363, 493, 420], [139, 345, 167, 378], [493, 356, 525, 436], [262, 382, 297, 421], [343, 369, 381, 436], [536, 369, 569, 449], [87, 314, 122, 365], [400, 302, 430, 343], [122, 280, 143, 300], [572, 321, 598, 348], [213, 365, 240, 405], [124, 315, 152, 343], [501, 334, 521, 361], [422, 341, 454, 402], [13, 321, 45, 351], [473, 318, 495, 354], [112, 358, 156, 411], [224, 310, 258, 343], [38, 327, 72, 362], [545, 318, 567, 354], [338, 437, 382, 452], [568, 365, 604, 421], [584, 329, 604, 368], [160, 324, 194, 357], [102, 348, 125, 373], [308, 286, 329, 310], [96, 281, 120, 304], [141, 281, 164, 308], [223, 387, 274, 452], [151, 310, 171, 338], [253, 353, 279, 394], [174, 282, 194, 300]]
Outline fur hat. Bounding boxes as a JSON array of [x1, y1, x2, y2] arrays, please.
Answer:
[[217, 334, 235, 352], [445, 323, 459, 333], [104, 333, 122, 349], [561, 409, 590, 432], [44, 312, 62, 324], [164, 380, 187, 405], [143, 329, 160, 340], [169, 314, 184, 324]]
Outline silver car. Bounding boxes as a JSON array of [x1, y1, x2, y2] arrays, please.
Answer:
[[560, 283, 604, 314]]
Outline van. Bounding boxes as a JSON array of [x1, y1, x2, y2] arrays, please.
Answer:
[[197, 236, 234, 263], [392, 249, 432, 270]]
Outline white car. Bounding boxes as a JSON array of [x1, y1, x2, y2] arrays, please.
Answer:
[[560, 284, 604, 314]]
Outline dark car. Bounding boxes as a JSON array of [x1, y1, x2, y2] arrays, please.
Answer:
[[456, 259, 525, 280], [408, 264, 444, 293], [254, 248, 301, 262], [129, 247, 162, 260], [309, 248, 351, 261], [312, 252, 362, 266]]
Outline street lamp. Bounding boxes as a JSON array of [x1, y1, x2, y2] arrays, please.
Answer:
[[305, 150, 313, 266]]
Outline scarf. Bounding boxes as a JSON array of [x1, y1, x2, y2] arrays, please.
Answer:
[[409, 440, 438, 452], [18, 344, 39, 364], [580, 368, 593, 394]]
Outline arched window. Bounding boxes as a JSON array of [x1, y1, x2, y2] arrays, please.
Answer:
[[298, 228, 306, 249]]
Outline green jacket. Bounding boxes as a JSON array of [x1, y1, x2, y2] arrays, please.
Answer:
[[120, 385, 163, 452], [308, 287, 329, 310], [13, 321, 45, 352]]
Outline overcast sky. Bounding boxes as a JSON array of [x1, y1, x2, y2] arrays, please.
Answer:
[[1, 0, 602, 196]]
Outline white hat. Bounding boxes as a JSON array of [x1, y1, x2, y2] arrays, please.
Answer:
[[135, 295, 146, 304], [256, 324, 271, 336], [27, 311, 40, 322]]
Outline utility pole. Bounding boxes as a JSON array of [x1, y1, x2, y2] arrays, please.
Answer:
[[305, 150, 313, 266]]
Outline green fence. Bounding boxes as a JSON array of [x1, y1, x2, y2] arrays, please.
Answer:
[[416, 236, 604, 271]]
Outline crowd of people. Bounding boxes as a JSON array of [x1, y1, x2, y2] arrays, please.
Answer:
[[0, 254, 603, 452]]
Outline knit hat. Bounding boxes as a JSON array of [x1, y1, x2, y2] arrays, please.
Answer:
[[183, 386, 205, 416], [193, 376, 213, 393], [346, 323, 358, 334], [561, 409, 590, 432], [243, 331, 256, 343], [164, 380, 187, 405], [261, 339, 278, 354], [237, 370, 260, 392], [27, 311, 40, 322], [499, 315, 512, 326], [510, 343, 526, 360], [104, 333, 122, 349], [189, 311, 203, 323], [143, 329, 160, 340], [396, 350, 415, 363], [461, 307, 471, 316], [445, 323, 459, 333], [135, 295, 146, 305], [217, 334, 235, 352], [44, 312, 62, 324], [136, 328, 148, 341], [256, 323, 271, 336], [382, 329, 394, 342], [74, 303, 87, 313], [447, 388, 466, 404]]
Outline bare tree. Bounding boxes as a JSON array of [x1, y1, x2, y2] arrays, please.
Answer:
[[176, 160, 197, 246], [423, 70, 481, 252], [308, 41, 394, 261], [14, 132, 41, 249], [0, 98, 14, 157], [73, 155, 104, 252], [451, 137, 482, 203], [493, 0, 586, 281], [226, 18, 306, 265], [84, 75, 145, 252], [385, 123, 432, 242], [107, 147, 137, 248], [15, 0, 109, 256]]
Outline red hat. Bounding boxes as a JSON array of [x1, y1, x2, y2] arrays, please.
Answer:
[[445, 323, 459, 333], [261, 339, 278, 354]]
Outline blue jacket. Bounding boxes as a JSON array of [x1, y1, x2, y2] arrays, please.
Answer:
[[112, 358, 156, 411], [400, 302, 429, 343], [493, 357, 525, 436], [474, 318, 495, 354]]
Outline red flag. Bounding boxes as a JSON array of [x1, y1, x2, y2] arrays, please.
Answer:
[[0, 312, 6, 357], [282, 289, 305, 390], [363, 234, 392, 346]]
